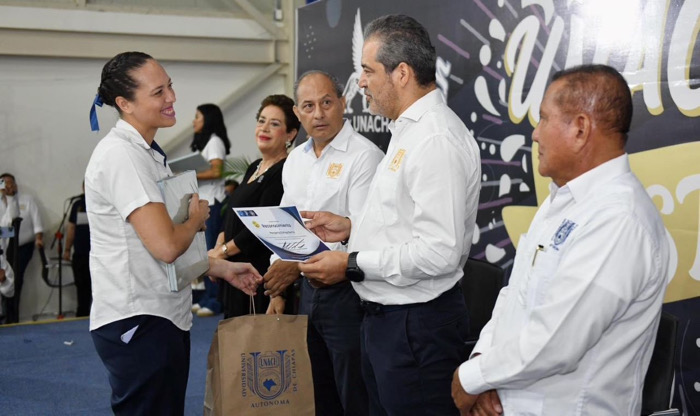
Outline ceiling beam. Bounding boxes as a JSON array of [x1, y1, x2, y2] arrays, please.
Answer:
[[0, 28, 276, 63]]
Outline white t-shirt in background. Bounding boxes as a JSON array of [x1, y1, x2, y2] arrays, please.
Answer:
[[198, 134, 227, 206]]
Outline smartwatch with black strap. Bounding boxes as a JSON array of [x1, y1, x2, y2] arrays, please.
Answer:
[[346, 251, 365, 282]]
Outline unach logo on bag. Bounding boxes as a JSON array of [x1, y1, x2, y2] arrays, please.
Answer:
[[243, 350, 294, 402]]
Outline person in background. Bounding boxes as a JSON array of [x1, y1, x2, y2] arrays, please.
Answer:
[[209, 94, 299, 318], [189, 103, 231, 317], [298, 15, 481, 416], [219, 178, 239, 219], [264, 70, 383, 416], [62, 181, 92, 317], [224, 179, 238, 196], [452, 65, 670, 416], [86, 51, 261, 415], [0, 172, 44, 324]]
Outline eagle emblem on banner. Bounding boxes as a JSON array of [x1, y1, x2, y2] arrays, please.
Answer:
[[342, 8, 370, 114]]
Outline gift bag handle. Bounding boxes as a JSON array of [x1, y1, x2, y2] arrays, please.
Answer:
[[249, 295, 256, 315]]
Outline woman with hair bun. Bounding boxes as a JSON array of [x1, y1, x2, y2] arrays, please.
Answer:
[[85, 51, 262, 415]]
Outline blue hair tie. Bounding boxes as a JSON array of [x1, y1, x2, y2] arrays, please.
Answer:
[[89, 93, 104, 132]]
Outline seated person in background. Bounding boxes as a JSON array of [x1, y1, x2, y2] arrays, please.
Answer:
[[63, 182, 92, 317], [224, 179, 238, 196], [219, 179, 239, 217], [452, 64, 671, 416]]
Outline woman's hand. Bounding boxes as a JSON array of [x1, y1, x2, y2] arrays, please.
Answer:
[[207, 258, 262, 296], [208, 245, 227, 259], [188, 193, 209, 231]]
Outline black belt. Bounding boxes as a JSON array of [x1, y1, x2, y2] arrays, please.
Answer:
[[305, 277, 351, 290], [360, 283, 461, 315]]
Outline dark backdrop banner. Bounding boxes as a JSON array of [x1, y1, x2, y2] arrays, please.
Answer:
[[297, 1, 700, 413]]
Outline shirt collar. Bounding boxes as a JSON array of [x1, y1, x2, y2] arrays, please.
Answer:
[[114, 119, 167, 166], [389, 88, 445, 134], [398, 88, 445, 122], [549, 154, 630, 203], [302, 119, 353, 156]]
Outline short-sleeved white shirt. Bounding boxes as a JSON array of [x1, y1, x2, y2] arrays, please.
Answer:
[[85, 119, 192, 331], [198, 134, 227, 205]]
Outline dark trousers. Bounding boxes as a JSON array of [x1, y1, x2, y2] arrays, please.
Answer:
[[360, 284, 470, 416], [2, 242, 34, 324], [91, 315, 191, 416], [72, 253, 92, 317], [198, 200, 222, 313], [299, 278, 369, 416]]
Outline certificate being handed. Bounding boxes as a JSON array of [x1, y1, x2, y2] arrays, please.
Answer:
[[234, 206, 329, 262]]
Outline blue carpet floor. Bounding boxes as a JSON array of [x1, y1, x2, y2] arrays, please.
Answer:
[[0, 315, 220, 415]]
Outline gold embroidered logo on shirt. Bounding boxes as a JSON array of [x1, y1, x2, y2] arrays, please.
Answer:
[[327, 163, 343, 179], [389, 149, 406, 172]]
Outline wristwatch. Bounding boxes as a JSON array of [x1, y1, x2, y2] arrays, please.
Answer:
[[346, 252, 365, 282], [221, 242, 229, 256]]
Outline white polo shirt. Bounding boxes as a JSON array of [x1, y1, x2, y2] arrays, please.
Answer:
[[85, 119, 192, 331], [198, 134, 227, 205], [349, 89, 481, 304]]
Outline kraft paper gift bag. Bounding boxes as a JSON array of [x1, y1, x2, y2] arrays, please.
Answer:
[[204, 328, 222, 416], [204, 314, 315, 416]]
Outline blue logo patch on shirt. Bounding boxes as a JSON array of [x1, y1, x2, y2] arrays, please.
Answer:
[[551, 219, 577, 251]]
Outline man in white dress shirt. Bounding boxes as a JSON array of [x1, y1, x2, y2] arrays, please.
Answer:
[[452, 65, 670, 416], [0, 173, 43, 323], [264, 70, 383, 416], [298, 15, 481, 416]]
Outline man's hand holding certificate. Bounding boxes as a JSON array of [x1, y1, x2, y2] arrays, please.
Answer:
[[234, 206, 329, 262]]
